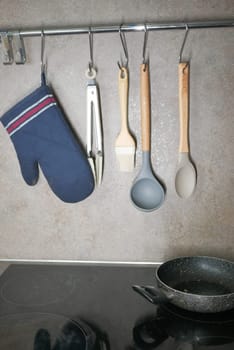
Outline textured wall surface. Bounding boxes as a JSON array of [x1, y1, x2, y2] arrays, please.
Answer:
[[0, 0, 233, 262]]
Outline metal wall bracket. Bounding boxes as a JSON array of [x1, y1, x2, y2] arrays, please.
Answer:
[[0, 32, 14, 64], [12, 33, 26, 64]]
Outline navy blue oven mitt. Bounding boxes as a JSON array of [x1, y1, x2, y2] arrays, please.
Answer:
[[0, 75, 95, 203]]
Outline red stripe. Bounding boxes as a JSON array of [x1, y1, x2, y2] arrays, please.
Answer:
[[7, 97, 56, 134]]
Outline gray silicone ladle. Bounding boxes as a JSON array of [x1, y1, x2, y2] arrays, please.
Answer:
[[175, 62, 196, 198], [130, 64, 165, 212]]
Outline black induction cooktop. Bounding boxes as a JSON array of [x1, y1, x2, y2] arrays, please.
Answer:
[[0, 263, 233, 350]]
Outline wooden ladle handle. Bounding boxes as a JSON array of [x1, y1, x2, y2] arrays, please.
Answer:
[[178, 62, 189, 153], [140, 64, 151, 152]]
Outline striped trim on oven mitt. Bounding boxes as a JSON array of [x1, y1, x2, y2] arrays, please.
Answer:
[[1, 75, 95, 203]]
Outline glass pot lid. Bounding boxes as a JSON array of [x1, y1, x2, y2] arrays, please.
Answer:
[[0, 312, 95, 350]]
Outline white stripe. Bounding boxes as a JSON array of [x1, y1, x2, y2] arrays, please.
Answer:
[[0, 258, 161, 266], [5, 94, 53, 129], [9, 102, 56, 136]]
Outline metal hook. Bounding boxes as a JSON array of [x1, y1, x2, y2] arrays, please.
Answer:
[[88, 27, 94, 72], [179, 24, 189, 63], [40, 30, 45, 75], [142, 24, 149, 69], [117, 24, 129, 70]]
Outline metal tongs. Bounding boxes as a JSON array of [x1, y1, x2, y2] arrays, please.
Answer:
[[86, 66, 103, 186]]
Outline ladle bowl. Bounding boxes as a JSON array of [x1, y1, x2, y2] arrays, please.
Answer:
[[130, 152, 165, 211]]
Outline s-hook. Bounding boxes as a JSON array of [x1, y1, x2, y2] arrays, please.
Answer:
[[179, 24, 189, 70], [88, 27, 94, 76], [41, 30, 45, 73], [142, 24, 149, 70], [117, 24, 129, 73], [40, 30, 46, 82]]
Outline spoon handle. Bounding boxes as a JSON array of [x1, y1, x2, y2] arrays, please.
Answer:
[[140, 63, 150, 152], [178, 62, 189, 153]]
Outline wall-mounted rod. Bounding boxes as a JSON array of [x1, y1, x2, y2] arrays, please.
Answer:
[[2, 19, 234, 37]]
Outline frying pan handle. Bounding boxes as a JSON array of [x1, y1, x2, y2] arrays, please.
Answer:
[[132, 285, 168, 305]]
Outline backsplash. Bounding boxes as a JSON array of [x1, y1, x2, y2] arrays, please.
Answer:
[[0, 0, 233, 262]]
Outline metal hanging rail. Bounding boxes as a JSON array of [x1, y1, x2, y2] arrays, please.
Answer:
[[1, 19, 234, 37]]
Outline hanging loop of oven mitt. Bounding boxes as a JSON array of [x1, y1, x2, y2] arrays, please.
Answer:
[[0, 73, 95, 203]]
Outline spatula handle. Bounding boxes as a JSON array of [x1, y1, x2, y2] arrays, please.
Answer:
[[140, 64, 150, 152], [118, 67, 129, 133], [179, 62, 189, 153]]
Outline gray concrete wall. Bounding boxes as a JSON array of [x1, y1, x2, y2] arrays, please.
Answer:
[[0, 1, 233, 262]]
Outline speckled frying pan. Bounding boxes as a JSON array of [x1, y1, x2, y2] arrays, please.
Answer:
[[133, 256, 234, 313]]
